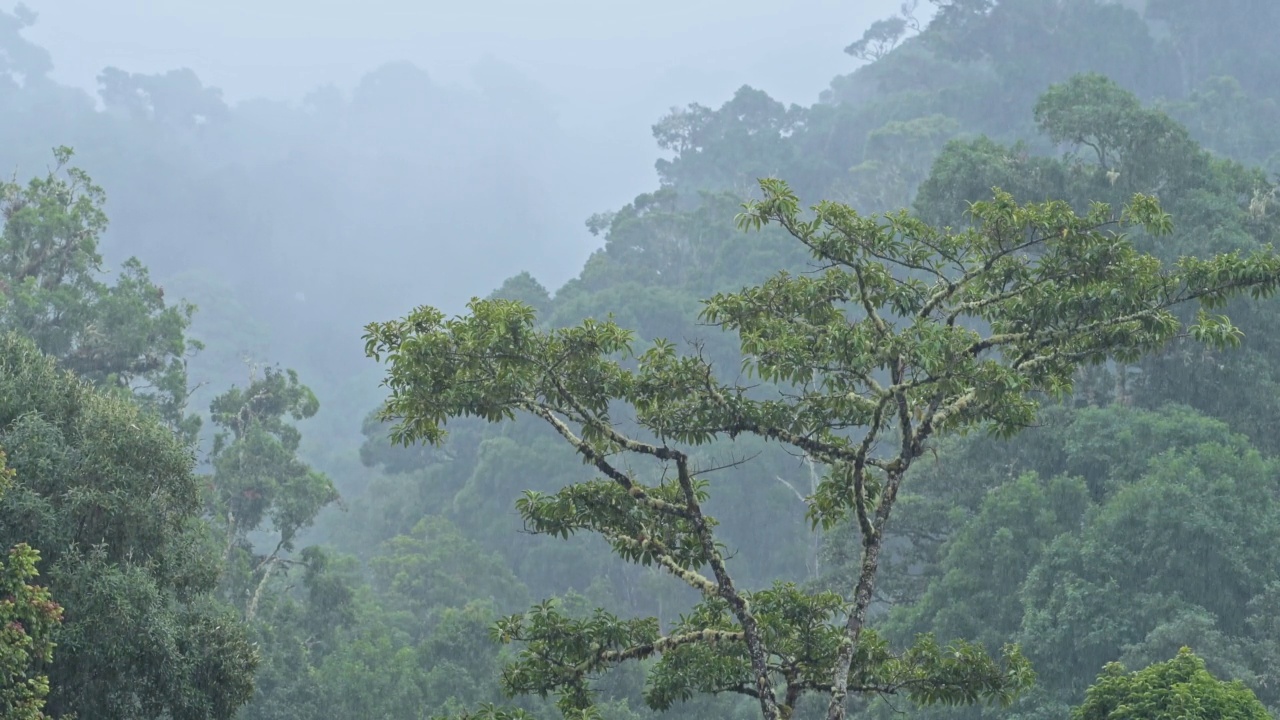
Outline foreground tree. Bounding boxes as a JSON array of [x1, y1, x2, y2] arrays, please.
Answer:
[[0, 451, 62, 720], [1073, 648, 1269, 720], [0, 332, 257, 720], [365, 179, 1280, 720]]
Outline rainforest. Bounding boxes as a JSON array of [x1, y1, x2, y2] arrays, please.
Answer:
[[4, 1, 1280, 719]]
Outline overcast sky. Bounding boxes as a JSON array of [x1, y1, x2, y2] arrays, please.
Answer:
[[21, 0, 905, 110], [8, 0, 930, 404], [12, 0, 931, 351]]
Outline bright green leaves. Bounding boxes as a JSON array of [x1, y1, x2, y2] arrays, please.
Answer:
[[366, 299, 633, 448], [719, 178, 1280, 457], [517, 478, 713, 569], [0, 543, 61, 720], [643, 584, 1031, 713], [494, 602, 665, 715], [856, 634, 1032, 709], [490, 586, 1029, 718], [1073, 648, 1270, 720]]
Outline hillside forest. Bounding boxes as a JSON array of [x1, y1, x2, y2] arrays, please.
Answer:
[[4, 1, 1280, 719]]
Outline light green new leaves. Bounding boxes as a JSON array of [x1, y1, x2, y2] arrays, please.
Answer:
[[1073, 648, 1269, 720]]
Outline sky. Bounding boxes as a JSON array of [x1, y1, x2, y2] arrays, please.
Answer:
[[21, 0, 903, 108], [10, 0, 924, 393], [19, 0, 913, 285]]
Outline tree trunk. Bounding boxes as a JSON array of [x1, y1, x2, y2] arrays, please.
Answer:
[[245, 556, 278, 623], [824, 536, 884, 720]]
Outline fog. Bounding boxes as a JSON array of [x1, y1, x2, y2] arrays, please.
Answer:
[[9, 0, 903, 400], [22, 0, 906, 279], [26, 0, 900, 105], [7, 1, 1280, 718]]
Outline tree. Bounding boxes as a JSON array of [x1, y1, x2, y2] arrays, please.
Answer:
[[843, 3, 922, 65], [1017, 436, 1280, 706], [206, 366, 338, 622], [869, 404, 1280, 718], [1073, 648, 1269, 720], [97, 67, 228, 129], [1034, 73, 1208, 195], [842, 114, 961, 213], [1163, 75, 1280, 169], [1145, 0, 1280, 99], [651, 87, 805, 196], [917, 75, 1280, 454], [0, 4, 51, 92], [365, 177, 1280, 720], [0, 147, 200, 438], [0, 332, 257, 720], [0, 451, 62, 720]]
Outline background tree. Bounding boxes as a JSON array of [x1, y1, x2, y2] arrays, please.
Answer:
[[867, 404, 1280, 718], [0, 147, 200, 438], [205, 366, 338, 621]]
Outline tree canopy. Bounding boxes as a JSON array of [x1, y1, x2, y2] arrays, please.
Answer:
[[366, 177, 1280, 719], [1073, 648, 1270, 720], [5, 1, 1280, 718], [0, 332, 257, 719]]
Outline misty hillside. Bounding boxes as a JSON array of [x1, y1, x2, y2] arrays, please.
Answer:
[[3, 1, 1280, 719]]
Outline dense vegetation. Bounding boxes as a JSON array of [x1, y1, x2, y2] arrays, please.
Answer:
[[4, 1, 1280, 719]]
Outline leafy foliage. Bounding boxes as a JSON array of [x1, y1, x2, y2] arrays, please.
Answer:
[[7, 2, 1280, 719], [1073, 648, 1269, 720], [366, 173, 1280, 719], [0, 333, 257, 720], [0, 451, 62, 720], [0, 147, 200, 438], [206, 366, 338, 621]]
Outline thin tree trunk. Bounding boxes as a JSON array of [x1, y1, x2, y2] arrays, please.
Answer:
[[826, 463, 909, 720], [221, 508, 237, 567], [824, 536, 884, 720], [245, 555, 277, 623]]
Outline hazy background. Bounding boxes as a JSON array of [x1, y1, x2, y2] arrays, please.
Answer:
[[25, 0, 901, 104], [11, 2, 1280, 718], [4, 0, 916, 469], [23, 0, 906, 288]]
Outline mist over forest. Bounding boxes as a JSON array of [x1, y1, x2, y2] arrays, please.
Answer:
[[3, 1, 1280, 719]]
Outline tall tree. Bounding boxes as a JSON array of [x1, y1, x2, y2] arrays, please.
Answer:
[[0, 147, 200, 438], [205, 366, 338, 622], [365, 178, 1280, 720]]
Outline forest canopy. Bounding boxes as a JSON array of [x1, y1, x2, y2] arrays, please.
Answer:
[[4, 1, 1280, 719]]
